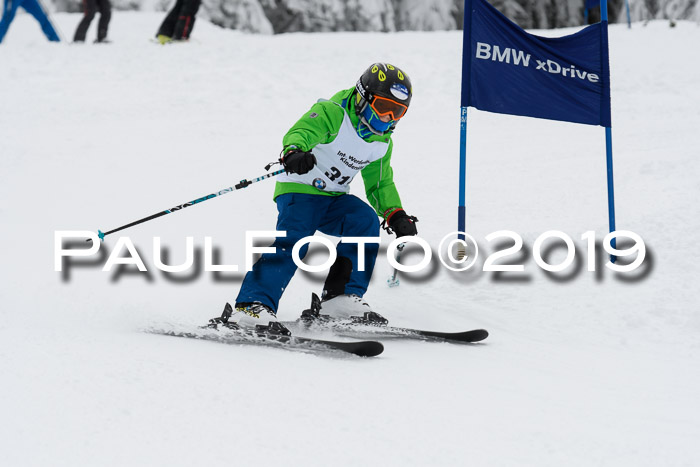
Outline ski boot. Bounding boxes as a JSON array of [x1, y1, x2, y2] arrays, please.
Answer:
[[156, 34, 172, 45], [301, 293, 388, 326], [208, 302, 291, 336]]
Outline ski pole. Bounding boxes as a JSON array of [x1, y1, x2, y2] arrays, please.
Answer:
[[387, 243, 405, 288], [89, 168, 285, 242]]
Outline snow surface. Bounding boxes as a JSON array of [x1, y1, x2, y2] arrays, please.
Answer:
[[2, 13, 700, 467]]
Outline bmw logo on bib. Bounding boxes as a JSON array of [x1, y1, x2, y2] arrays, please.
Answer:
[[313, 178, 327, 190]]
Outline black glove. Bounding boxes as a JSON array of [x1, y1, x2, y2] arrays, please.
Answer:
[[282, 150, 316, 175], [386, 209, 418, 238]]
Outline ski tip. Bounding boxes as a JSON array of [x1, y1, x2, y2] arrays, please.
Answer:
[[469, 329, 489, 342], [355, 341, 384, 357]]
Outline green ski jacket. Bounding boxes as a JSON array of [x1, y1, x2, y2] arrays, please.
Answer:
[[274, 87, 403, 220]]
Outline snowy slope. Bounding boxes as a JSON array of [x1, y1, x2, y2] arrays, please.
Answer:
[[1, 13, 699, 467]]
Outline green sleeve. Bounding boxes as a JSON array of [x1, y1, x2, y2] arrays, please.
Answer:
[[282, 100, 345, 153], [361, 140, 403, 218]]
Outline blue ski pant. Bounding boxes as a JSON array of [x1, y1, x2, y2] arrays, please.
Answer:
[[236, 193, 380, 313], [0, 0, 60, 43]]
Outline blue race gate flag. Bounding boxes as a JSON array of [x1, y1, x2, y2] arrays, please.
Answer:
[[458, 0, 618, 260], [461, 0, 611, 127]]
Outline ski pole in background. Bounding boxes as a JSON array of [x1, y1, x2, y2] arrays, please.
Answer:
[[387, 243, 405, 287], [88, 166, 285, 242]]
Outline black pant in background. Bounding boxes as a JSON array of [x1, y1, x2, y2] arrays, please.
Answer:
[[73, 0, 111, 42], [157, 0, 201, 40]]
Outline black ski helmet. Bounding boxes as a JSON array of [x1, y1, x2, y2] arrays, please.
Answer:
[[355, 63, 412, 134]]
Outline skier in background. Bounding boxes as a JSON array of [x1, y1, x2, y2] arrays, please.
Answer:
[[73, 0, 111, 43], [0, 0, 60, 43], [155, 0, 201, 44], [220, 63, 419, 335]]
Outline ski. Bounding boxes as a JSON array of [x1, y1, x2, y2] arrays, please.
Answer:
[[146, 301, 383, 357], [286, 320, 488, 343], [284, 294, 489, 344], [147, 326, 383, 357]]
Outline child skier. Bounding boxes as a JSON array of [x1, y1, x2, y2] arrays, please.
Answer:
[[224, 63, 419, 335]]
